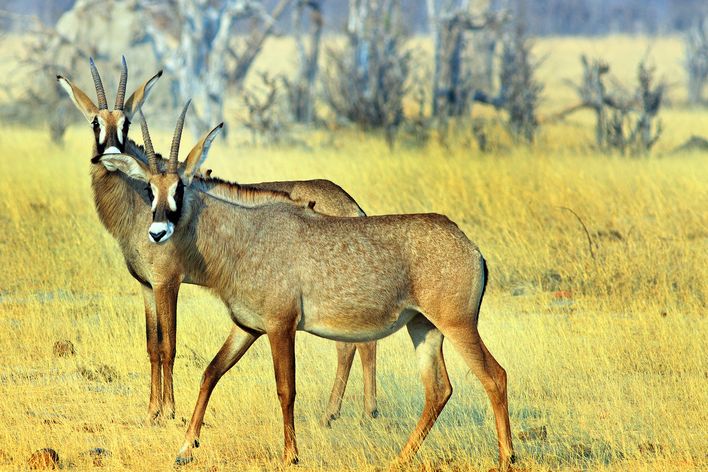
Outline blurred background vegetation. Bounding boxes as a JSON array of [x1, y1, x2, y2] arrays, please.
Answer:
[[0, 0, 707, 156]]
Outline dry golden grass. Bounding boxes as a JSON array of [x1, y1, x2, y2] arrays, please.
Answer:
[[0, 35, 706, 471]]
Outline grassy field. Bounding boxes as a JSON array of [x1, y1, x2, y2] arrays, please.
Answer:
[[0, 34, 707, 471]]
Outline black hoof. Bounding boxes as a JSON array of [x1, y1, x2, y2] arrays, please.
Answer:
[[370, 409, 379, 418], [510, 453, 517, 464], [320, 413, 338, 428], [175, 456, 193, 466], [193, 439, 200, 448]]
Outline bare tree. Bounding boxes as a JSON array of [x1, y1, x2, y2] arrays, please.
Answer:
[[0, 7, 98, 143], [423, 1, 546, 150], [563, 55, 664, 156], [628, 61, 664, 155], [323, 0, 410, 146], [140, 0, 292, 139], [425, 0, 506, 118], [239, 72, 289, 144], [495, 22, 542, 143], [283, 0, 322, 123], [576, 55, 613, 147], [685, 17, 708, 106], [454, 17, 543, 145]]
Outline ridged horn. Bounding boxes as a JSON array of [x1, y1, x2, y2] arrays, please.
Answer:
[[89, 57, 108, 110], [115, 56, 128, 110], [168, 100, 191, 174], [138, 111, 159, 174]]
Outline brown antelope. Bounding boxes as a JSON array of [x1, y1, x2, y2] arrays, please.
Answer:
[[96, 114, 516, 470], [57, 59, 378, 426]]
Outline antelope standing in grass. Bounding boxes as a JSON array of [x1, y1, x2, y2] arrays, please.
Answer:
[[57, 59, 378, 426], [96, 114, 516, 470]]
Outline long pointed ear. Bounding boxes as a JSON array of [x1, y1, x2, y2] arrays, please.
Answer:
[[56, 75, 99, 122], [123, 70, 163, 121], [182, 123, 224, 186], [91, 153, 151, 182]]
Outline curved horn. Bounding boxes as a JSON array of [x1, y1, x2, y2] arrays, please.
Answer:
[[168, 100, 191, 174], [89, 57, 108, 110], [115, 56, 128, 110], [138, 111, 159, 174]]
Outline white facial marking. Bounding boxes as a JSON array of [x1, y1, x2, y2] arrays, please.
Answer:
[[148, 221, 174, 243], [150, 184, 158, 211], [104, 146, 120, 155], [116, 116, 125, 144], [101, 159, 118, 172], [167, 181, 178, 212], [97, 117, 107, 144]]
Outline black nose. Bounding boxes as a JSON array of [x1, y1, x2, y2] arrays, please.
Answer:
[[150, 230, 167, 242]]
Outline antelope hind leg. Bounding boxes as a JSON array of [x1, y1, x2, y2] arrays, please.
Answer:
[[395, 314, 452, 465], [357, 341, 379, 419], [443, 326, 515, 471], [321, 342, 356, 427]]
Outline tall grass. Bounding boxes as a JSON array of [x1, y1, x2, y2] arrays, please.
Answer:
[[0, 35, 706, 471]]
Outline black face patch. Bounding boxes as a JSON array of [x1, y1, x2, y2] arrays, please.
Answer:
[[91, 115, 130, 157], [167, 180, 185, 226], [121, 118, 130, 150], [91, 117, 105, 155]]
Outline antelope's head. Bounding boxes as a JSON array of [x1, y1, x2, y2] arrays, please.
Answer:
[[57, 57, 162, 155], [92, 101, 223, 244]]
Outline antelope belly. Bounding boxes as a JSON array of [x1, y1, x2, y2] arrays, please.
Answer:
[[227, 299, 267, 333], [298, 307, 418, 343]]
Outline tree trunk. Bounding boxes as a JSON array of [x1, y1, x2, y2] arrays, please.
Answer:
[[289, 0, 323, 123]]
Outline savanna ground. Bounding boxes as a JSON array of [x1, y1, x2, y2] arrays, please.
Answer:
[[0, 35, 706, 471]]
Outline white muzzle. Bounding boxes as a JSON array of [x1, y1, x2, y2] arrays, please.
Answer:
[[148, 221, 174, 244]]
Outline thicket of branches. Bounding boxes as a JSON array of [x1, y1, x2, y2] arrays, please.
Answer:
[[685, 17, 708, 105], [1, 0, 681, 156], [322, 0, 410, 146], [560, 55, 665, 156], [0, 5, 101, 143]]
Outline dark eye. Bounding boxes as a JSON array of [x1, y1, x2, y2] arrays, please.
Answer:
[[91, 118, 99, 129], [145, 185, 154, 200]]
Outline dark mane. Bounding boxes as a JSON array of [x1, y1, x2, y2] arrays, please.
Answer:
[[191, 175, 308, 208], [124, 138, 308, 208]]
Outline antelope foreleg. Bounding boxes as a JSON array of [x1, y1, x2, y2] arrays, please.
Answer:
[[176, 326, 260, 465], [154, 281, 180, 420], [142, 285, 162, 424], [268, 329, 298, 464]]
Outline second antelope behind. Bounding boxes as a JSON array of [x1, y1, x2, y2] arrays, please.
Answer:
[[95, 111, 515, 470]]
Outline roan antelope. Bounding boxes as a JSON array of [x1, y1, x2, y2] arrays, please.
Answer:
[[57, 58, 378, 426], [96, 113, 516, 470]]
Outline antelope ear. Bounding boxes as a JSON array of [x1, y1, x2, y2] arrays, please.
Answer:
[[92, 153, 151, 182], [57, 75, 99, 122], [123, 70, 163, 121], [182, 123, 224, 186]]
